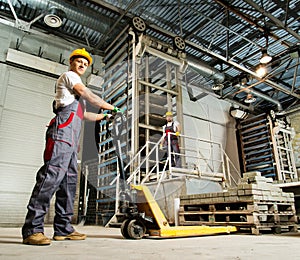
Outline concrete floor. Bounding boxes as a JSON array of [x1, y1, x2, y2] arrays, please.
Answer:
[[0, 225, 300, 260]]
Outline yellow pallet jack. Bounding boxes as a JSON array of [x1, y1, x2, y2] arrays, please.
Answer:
[[120, 184, 237, 239], [108, 113, 237, 239]]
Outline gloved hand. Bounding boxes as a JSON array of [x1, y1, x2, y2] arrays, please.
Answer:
[[175, 131, 180, 136], [113, 106, 122, 113], [104, 113, 113, 121], [160, 143, 163, 150]]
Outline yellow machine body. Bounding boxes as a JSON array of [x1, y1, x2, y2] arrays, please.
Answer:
[[133, 185, 237, 238]]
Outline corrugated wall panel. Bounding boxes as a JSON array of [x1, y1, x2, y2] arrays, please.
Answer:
[[0, 66, 56, 225], [0, 109, 48, 144], [0, 163, 36, 193], [0, 22, 85, 227], [0, 193, 31, 224], [0, 64, 6, 108], [0, 163, 36, 223], [8, 68, 55, 95]]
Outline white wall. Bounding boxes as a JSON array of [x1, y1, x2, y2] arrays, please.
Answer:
[[181, 86, 240, 175]]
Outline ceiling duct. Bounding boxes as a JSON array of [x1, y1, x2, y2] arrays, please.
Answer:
[[235, 84, 283, 111], [139, 34, 225, 84], [5, 0, 112, 34], [187, 58, 225, 84]]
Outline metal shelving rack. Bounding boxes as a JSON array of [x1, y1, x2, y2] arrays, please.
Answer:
[[238, 114, 276, 178], [238, 113, 297, 182], [95, 27, 130, 224]]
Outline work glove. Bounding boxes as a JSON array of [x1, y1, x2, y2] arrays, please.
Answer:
[[159, 143, 163, 150], [104, 113, 113, 121], [113, 106, 122, 113], [175, 131, 180, 137]]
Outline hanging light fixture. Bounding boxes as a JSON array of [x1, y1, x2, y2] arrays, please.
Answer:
[[44, 7, 66, 28], [260, 30, 272, 64], [256, 64, 268, 78], [229, 106, 248, 119], [260, 48, 272, 64], [239, 74, 250, 85], [212, 83, 224, 91], [244, 93, 256, 104]]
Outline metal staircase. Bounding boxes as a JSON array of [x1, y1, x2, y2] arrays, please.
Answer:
[[272, 123, 298, 181]]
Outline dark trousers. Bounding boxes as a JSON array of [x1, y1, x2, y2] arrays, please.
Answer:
[[167, 139, 181, 168]]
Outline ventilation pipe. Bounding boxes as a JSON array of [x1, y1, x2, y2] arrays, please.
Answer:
[[187, 58, 225, 84], [235, 84, 283, 111], [187, 56, 283, 111]]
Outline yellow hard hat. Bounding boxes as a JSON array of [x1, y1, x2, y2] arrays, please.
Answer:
[[69, 48, 93, 65], [165, 111, 173, 117]]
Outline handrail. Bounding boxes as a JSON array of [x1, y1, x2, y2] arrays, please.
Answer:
[[123, 142, 148, 172], [108, 132, 241, 225], [126, 136, 164, 184], [122, 132, 240, 188]]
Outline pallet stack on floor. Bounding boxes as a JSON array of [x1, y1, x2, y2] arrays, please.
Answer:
[[179, 172, 298, 234]]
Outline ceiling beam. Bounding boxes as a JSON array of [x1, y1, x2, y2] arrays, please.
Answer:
[[213, 0, 291, 47], [186, 39, 300, 100], [243, 0, 300, 42]]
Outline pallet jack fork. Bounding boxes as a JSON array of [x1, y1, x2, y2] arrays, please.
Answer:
[[120, 184, 237, 239]]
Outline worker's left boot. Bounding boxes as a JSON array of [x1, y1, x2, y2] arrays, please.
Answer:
[[53, 231, 86, 241]]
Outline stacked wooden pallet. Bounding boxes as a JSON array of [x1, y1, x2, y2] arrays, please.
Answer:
[[179, 171, 298, 234]]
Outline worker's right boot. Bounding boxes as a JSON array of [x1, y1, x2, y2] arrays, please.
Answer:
[[23, 233, 51, 246]]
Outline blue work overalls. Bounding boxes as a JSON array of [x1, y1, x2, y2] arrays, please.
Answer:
[[22, 98, 84, 239]]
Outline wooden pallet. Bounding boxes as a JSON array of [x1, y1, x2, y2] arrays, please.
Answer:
[[179, 201, 297, 234], [179, 200, 298, 234], [179, 171, 299, 234]]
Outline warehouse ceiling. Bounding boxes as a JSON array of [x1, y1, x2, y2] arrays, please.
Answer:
[[0, 0, 300, 115]]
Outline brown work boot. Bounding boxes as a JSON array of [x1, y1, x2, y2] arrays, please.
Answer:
[[23, 233, 51, 246], [53, 231, 86, 241]]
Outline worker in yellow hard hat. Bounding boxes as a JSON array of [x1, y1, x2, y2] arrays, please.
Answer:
[[22, 48, 122, 246], [160, 111, 181, 167]]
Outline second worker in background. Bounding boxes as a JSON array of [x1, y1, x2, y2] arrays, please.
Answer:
[[161, 111, 181, 168]]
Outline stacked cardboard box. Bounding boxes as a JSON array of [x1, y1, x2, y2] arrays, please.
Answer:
[[179, 171, 298, 234]]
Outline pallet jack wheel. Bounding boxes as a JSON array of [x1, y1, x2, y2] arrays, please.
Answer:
[[127, 219, 146, 239], [121, 219, 131, 239], [272, 226, 282, 234]]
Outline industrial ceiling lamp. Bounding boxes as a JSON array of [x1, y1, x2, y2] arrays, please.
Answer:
[[256, 64, 267, 78], [229, 106, 248, 119], [244, 93, 256, 104], [239, 74, 250, 85], [44, 7, 66, 28], [260, 31, 272, 64], [260, 48, 272, 64], [212, 83, 224, 91]]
